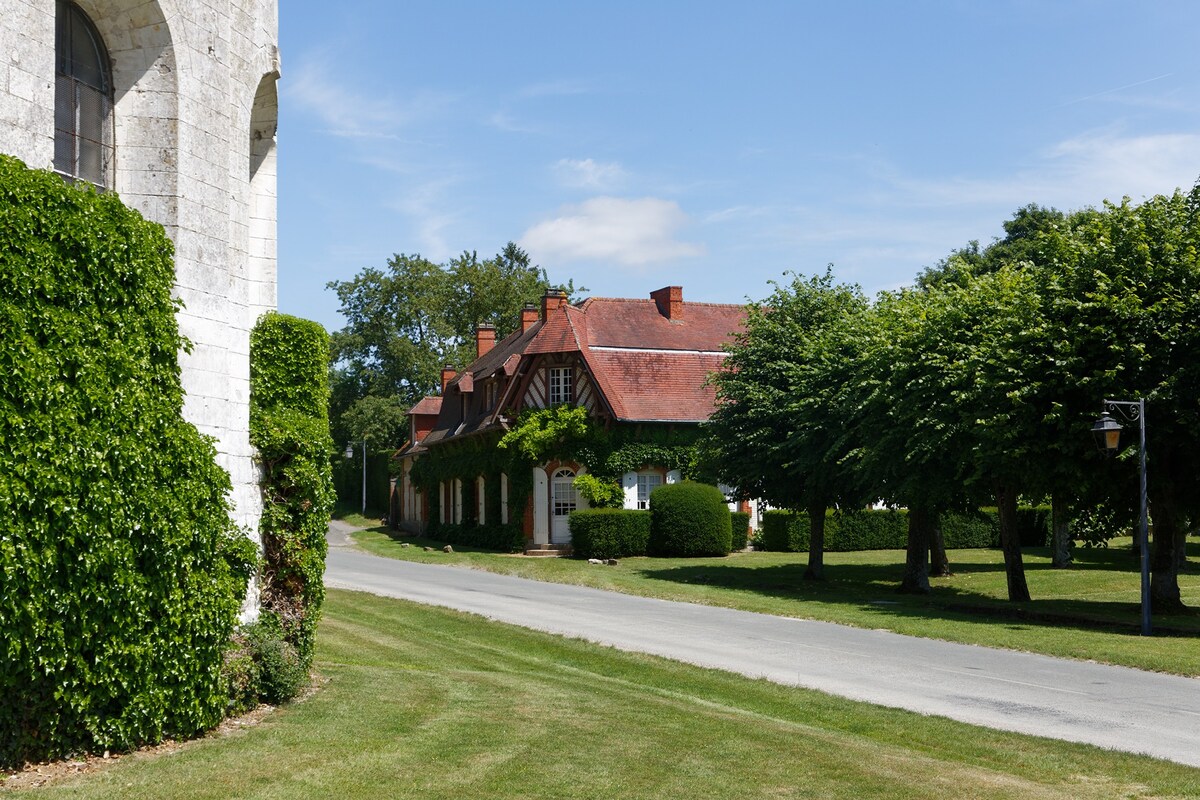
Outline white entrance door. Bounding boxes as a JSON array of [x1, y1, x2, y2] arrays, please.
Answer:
[[550, 468, 578, 544]]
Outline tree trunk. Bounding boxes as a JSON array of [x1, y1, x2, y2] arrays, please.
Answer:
[[996, 483, 1031, 602], [1149, 484, 1186, 612], [804, 500, 826, 581], [1050, 492, 1072, 568], [898, 504, 932, 594], [929, 518, 951, 577]]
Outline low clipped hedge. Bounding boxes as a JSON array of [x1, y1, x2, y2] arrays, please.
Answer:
[[570, 509, 652, 559], [428, 522, 525, 553], [648, 482, 732, 557], [730, 511, 752, 550], [759, 507, 1052, 552]]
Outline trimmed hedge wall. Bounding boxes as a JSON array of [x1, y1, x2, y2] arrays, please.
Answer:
[[0, 156, 254, 767], [426, 521, 526, 553], [250, 313, 335, 670], [730, 511, 752, 550], [570, 509, 652, 559], [648, 482, 733, 557], [759, 507, 1052, 552]]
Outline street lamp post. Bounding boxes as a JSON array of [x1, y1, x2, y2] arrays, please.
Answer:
[[343, 440, 367, 516], [1090, 399, 1151, 636]]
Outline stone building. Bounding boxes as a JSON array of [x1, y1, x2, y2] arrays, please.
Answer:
[[1, 1, 280, 588]]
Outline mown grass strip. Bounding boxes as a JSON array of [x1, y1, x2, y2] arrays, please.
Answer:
[[17, 590, 1199, 799]]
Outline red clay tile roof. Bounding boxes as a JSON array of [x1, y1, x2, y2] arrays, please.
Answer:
[[408, 396, 443, 416], [413, 288, 748, 448], [525, 303, 588, 354], [584, 349, 725, 422], [579, 297, 744, 351]]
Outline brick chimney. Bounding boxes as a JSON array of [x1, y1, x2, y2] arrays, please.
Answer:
[[542, 289, 568, 320], [651, 286, 684, 320], [475, 324, 496, 358], [521, 302, 539, 333], [441, 364, 457, 393]]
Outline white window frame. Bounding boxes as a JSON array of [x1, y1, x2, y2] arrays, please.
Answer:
[[476, 476, 486, 524], [549, 366, 573, 406], [636, 471, 663, 511]]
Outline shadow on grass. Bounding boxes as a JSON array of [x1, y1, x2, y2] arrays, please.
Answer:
[[637, 556, 1200, 637]]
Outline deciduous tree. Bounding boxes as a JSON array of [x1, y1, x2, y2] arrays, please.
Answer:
[[704, 270, 869, 580]]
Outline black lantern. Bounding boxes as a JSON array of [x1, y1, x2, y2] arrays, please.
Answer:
[[1087, 399, 1150, 635], [1091, 411, 1123, 454]]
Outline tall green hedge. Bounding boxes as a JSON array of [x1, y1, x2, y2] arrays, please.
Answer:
[[249, 313, 334, 668], [648, 482, 732, 557], [0, 156, 255, 767], [759, 507, 1052, 552], [730, 511, 752, 550]]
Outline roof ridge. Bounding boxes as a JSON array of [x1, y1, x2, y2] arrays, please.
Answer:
[[581, 295, 745, 309]]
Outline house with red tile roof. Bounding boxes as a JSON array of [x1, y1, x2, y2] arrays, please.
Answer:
[[394, 286, 749, 551]]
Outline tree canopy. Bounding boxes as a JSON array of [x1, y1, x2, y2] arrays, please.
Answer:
[[327, 242, 578, 447], [704, 182, 1200, 609]]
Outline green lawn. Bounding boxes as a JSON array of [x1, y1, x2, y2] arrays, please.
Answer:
[[15, 590, 1200, 799], [353, 527, 1200, 676]]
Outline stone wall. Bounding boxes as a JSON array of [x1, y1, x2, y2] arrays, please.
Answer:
[[0, 1, 280, 596]]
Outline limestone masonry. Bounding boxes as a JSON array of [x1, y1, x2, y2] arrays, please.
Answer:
[[1, 0, 281, 599]]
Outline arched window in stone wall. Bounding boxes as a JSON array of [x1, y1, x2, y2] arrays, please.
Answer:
[[54, 0, 114, 187], [248, 72, 280, 319]]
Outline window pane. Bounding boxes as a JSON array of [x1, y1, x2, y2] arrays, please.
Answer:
[[55, 2, 113, 187], [549, 367, 573, 405]]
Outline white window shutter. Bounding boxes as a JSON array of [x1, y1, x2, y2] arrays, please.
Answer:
[[622, 471, 638, 509]]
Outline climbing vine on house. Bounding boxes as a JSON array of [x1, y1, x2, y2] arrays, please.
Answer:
[[410, 434, 530, 551], [249, 313, 335, 670], [0, 156, 255, 767], [408, 406, 704, 551]]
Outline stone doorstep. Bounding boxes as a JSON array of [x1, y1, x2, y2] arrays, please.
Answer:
[[524, 544, 573, 557]]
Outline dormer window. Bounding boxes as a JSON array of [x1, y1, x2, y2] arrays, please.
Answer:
[[55, 1, 114, 188], [549, 367, 572, 406], [486, 380, 498, 411]]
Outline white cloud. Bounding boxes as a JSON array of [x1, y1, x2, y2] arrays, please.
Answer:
[[487, 110, 546, 134], [285, 54, 454, 140], [888, 131, 1200, 212], [1041, 131, 1200, 202], [522, 197, 706, 266], [553, 158, 627, 190], [384, 176, 465, 261]]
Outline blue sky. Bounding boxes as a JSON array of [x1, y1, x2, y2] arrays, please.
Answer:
[[279, 1, 1200, 333]]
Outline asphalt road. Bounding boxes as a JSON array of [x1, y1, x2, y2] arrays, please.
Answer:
[[324, 521, 1200, 767]]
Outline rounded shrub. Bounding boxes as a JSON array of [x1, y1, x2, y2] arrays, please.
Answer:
[[222, 613, 308, 712], [648, 482, 732, 557]]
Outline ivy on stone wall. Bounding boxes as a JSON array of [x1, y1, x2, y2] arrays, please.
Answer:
[[249, 313, 334, 668], [0, 156, 255, 767]]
